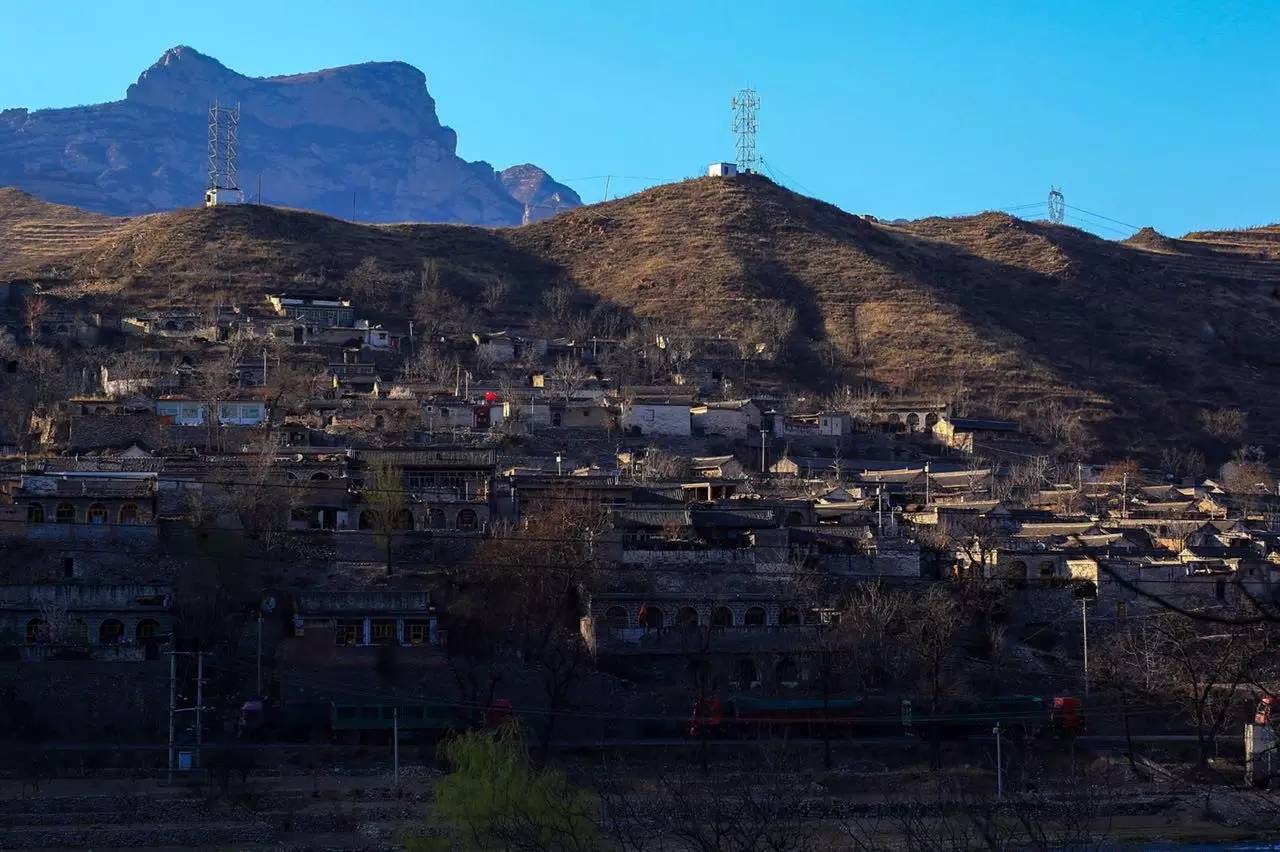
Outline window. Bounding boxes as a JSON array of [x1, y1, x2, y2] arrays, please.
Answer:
[[429, 508, 446, 529], [405, 620, 429, 646], [744, 607, 767, 627], [456, 509, 478, 531], [734, 658, 758, 688], [26, 504, 44, 523], [63, 557, 74, 578], [137, 619, 160, 641], [1215, 579, 1226, 602], [1116, 601, 1127, 621], [335, 620, 361, 646], [26, 618, 47, 644], [678, 606, 699, 626], [87, 503, 108, 525], [711, 606, 734, 628], [1039, 561, 1056, 583], [371, 619, 396, 645], [71, 619, 89, 645], [99, 619, 125, 644], [395, 509, 415, 531], [119, 504, 140, 524], [310, 471, 331, 481], [779, 606, 801, 626], [55, 503, 75, 523]]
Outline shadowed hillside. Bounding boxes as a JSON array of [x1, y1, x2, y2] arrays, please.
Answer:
[[3, 176, 1279, 456]]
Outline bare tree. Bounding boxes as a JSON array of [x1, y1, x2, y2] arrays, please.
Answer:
[[1200, 407, 1248, 446], [547, 356, 594, 405], [22, 295, 48, 341], [462, 501, 608, 761], [911, 584, 964, 768], [1109, 611, 1262, 767], [540, 284, 576, 335], [482, 276, 510, 312]]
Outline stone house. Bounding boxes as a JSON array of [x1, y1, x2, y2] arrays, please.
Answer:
[[691, 400, 762, 436], [933, 416, 1020, 453], [0, 583, 173, 661], [266, 293, 355, 329]]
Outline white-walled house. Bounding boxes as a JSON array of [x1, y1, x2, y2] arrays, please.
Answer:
[[622, 399, 692, 436]]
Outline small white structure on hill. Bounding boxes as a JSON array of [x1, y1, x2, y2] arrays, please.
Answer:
[[708, 162, 738, 178]]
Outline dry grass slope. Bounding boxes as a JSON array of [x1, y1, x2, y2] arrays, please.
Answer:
[[3, 179, 1279, 454]]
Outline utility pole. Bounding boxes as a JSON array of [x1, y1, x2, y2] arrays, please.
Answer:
[[393, 707, 400, 788], [759, 428, 767, 473], [1122, 472, 1129, 520], [877, 485, 884, 532], [924, 461, 932, 506], [993, 723, 1004, 800], [1081, 598, 1090, 699], [256, 612, 263, 697], [195, 652, 205, 770], [167, 651, 176, 784]]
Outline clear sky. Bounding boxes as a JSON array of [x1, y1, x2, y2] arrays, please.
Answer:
[[2, 1, 1277, 237]]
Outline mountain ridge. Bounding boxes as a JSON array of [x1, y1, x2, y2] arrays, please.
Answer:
[[0, 45, 581, 225]]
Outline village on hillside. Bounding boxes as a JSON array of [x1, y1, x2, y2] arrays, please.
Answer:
[[0, 177, 1279, 845]]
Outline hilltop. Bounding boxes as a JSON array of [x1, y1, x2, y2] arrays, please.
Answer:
[[0, 45, 581, 225], [3, 176, 1280, 456]]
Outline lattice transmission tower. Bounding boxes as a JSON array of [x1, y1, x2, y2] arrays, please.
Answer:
[[205, 101, 243, 206], [731, 88, 760, 173], [1047, 185, 1065, 224]]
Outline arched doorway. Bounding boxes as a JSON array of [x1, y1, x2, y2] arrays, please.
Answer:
[[99, 619, 125, 644], [638, 605, 664, 630]]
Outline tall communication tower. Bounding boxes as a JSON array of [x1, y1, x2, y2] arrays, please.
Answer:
[[205, 101, 243, 207], [1047, 186, 1065, 224], [731, 88, 760, 173]]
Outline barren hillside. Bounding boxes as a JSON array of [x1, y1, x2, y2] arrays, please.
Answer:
[[3, 177, 1279, 456]]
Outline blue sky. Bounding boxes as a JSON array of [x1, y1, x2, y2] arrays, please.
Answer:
[[2, 1, 1277, 236]]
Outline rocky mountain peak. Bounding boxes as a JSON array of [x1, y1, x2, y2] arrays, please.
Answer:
[[0, 47, 578, 225]]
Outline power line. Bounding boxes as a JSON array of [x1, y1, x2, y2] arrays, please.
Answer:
[[1064, 203, 1141, 232]]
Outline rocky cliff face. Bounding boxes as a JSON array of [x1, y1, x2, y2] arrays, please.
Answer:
[[0, 45, 580, 226]]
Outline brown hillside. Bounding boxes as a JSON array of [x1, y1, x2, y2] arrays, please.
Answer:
[[2, 178, 1279, 456]]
